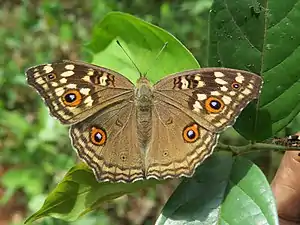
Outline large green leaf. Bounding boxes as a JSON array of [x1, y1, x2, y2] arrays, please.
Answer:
[[25, 164, 160, 223], [86, 11, 199, 83], [209, 0, 300, 140], [156, 152, 278, 225]]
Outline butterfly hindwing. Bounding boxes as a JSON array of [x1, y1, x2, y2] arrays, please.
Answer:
[[145, 99, 219, 180], [70, 100, 145, 183]]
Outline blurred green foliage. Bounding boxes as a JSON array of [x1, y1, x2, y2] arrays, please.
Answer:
[[1, 0, 300, 225]]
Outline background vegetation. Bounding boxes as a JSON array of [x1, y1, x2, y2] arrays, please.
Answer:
[[1, 0, 299, 225]]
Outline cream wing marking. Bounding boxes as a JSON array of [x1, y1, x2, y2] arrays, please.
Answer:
[[153, 67, 263, 132], [26, 60, 135, 124]]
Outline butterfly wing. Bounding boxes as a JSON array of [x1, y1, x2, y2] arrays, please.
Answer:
[[153, 68, 263, 132], [26, 60, 134, 124], [70, 100, 145, 183], [144, 68, 263, 179], [145, 99, 219, 179]]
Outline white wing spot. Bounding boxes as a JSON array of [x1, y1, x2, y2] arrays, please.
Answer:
[[237, 94, 244, 100], [66, 83, 77, 89], [42, 84, 49, 89], [43, 65, 53, 73], [35, 77, 44, 84], [214, 122, 223, 127], [57, 110, 69, 117], [204, 135, 212, 144], [82, 76, 90, 82], [100, 75, 108, 86], [84, 96, 93, 107], [215, 118, 228, 127], [220, 86, 228, 92], [229, 91, 236, 96], [211, 91, 221, 96], [242, 88, 251, 95], [65, 64, 75, 70], [193, 101, 202, 112], [197, 80, 205, 87], [55, 87, 65, 96], [194, 75, 205, 87], [33, 72, 40, 77], [214, 72, 225, 77], [222, 96, 232, 104], [87, 69, 94, 76], [80, 88, 90, 95], [197, 94, 207, 100], [220, 118, 227, 124], [235, 73, 245, 83], [51, 82, 58, 87], [53, 102, 59, 110], [181, 77, 189, 89], [61, 71, 75, 77], [226, 110, 234, 118], [215, 78, 228, 85], [247, 83, 254, 89], [194, 75, 201, 81], [60, 78, 67, 83]]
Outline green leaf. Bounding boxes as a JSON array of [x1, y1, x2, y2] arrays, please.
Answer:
[[208, 0, 300, 140], [25, 164, 160, 223], [1, 168, 45, 198], [156, 152, 278, 225], [86, 12, 199, 83]]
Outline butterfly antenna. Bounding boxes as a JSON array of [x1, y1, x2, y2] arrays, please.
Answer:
[[116, 40, 143, 77], [144, 42, 168, 76]]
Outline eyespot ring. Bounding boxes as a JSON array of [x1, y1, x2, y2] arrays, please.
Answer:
[[47, 73, 56, 80], [183, 123, 200, 143], [205, 96, 224, 113], [90, 126, 106, 146], [62, 89, 82, 107], [231, 82, 241, 90]]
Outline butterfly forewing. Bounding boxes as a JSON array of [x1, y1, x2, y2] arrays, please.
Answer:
[[153, 68, 263, 133], [26, 60, 134, 124]]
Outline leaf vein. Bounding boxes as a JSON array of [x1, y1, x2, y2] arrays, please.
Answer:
[[267, 1, 297, 30]]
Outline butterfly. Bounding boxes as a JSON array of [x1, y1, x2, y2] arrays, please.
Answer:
[[272, 135, 300, 147], [26, 60, 263, 182]]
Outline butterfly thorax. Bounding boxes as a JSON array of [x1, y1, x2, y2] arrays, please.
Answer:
[[135, 77, 153, 151]]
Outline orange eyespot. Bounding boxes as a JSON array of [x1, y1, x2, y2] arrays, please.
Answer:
[[62, 89, 82, 107], [205, 96, 224, 113], [90, 126, 106, 146], [231, 82, 241, 89], [47, 73, 56, 80], [183, 123, 200, 143]]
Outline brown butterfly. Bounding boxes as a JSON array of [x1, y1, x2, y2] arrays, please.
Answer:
[[272, 135, 300, 147], [26, 60, 263, 182]]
